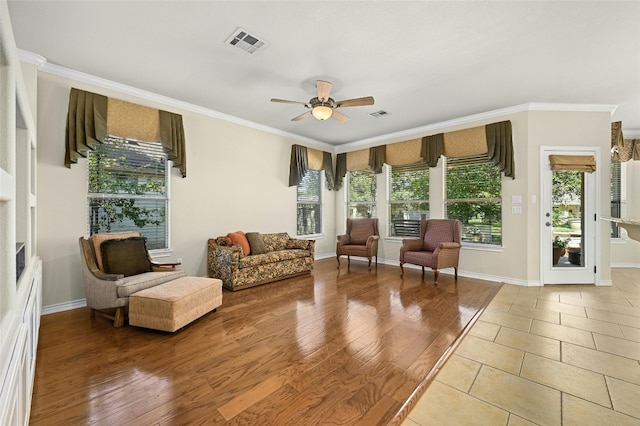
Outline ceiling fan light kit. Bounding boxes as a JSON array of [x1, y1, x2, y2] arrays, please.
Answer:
[[271, 80, 374, 123]]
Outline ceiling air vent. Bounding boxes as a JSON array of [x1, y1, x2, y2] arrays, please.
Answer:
[[369, 110, 390, 118], [226, 27, 267, 54]]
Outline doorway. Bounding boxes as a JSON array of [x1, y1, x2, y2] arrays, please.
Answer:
[[541, 148, 598, 284]]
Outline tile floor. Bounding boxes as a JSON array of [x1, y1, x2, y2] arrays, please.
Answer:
[[402, 268, 640, 426]]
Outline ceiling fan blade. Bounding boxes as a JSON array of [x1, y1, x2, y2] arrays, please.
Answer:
[[271, 98, 308, 106], [292, 111, 312, 121], [331, 109, 350, 123], [316, 80, 332, 102], [335, 96, 375, 108]]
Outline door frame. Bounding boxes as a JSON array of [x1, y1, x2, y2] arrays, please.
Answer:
[[539, 146, 601, 285]]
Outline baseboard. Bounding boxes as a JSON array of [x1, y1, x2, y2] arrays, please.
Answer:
[[377, 258, 540, 286], [611, 263, 640, 268], [42, 299, 86, 315]]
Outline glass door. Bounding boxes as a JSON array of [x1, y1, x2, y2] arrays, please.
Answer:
[[542, 149, 596, 284]]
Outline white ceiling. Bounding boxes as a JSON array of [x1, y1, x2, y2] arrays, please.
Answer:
[[7, 1, 640, 146]]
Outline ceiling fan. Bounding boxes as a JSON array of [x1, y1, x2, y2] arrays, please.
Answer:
[[271, 80, 374, 123]]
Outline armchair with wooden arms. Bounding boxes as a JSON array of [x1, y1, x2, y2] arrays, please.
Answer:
[[79, 232, 185, 327], [336, 218, 380, 269], [399, 219, 462, 283]]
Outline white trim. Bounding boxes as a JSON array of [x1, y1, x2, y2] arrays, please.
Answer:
[[18, 49, 333, 152], [337, 103, 618, 153], [596, 280, 613, 287], [17, 49, 628, 153], [611, 263, 640, 269], [41, 299, 86, 315]]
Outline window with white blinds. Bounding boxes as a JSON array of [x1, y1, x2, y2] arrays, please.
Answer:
[[297, 170, 322, 236], [388, 163, 429, 237], [347, 170, 377, 219], [610, 160, 622, 238], [445, 158, 502, 245], [87, 136, 169, 250]]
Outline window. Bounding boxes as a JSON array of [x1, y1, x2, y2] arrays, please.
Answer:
[[347, 170, 376, 218], [445, 159, 502, 245], [297, 170, 322, 235], [389, 164, 429, 237], [87, 136, 169, 251], [610, 160, 622, 238]]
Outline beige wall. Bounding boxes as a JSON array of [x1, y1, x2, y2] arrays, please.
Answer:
[[335, 109, 619, 286], [35, 69, 635, 308], [36, 72, 336, 307]]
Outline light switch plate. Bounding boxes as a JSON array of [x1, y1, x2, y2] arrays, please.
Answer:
[[512, 195, 522, 204], [512, 206, 522, 215]]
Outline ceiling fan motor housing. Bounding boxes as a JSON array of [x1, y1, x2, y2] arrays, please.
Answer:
[[309, 97, 336, 109]]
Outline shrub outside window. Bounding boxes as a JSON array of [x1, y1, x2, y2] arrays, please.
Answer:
[[389, 163, 429, 237], [87, 136, 169, 251], [347, 170, 376, 218], [297, 170, 322, 236], [445, 160, 502, 245]]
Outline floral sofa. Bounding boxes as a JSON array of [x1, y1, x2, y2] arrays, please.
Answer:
[[207, 232, 315, 291]]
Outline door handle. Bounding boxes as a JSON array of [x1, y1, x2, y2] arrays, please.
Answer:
[[545, 212, 550, 217], [545, 222, 551, 227]]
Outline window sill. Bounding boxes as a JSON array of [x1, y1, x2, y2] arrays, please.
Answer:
[[297, 234, 325, 240], [149, 248, 173, 258], [461, 243, 503, 252]]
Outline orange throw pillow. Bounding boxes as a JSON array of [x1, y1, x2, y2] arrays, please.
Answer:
[[226, 231, 250, 256]]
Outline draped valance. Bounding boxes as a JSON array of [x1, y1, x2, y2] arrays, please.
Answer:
[[288, 144, 336, 190], [331, 120, 514, 187], [64, 88, 187, 177], [611, 121, 639, 162], [549, 155, 596, 173]]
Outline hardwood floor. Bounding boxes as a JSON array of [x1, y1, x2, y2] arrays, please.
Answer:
[[30, 259, 502, 425]]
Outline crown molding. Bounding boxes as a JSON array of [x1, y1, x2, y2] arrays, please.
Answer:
[[338, 103, 619, 153], [16, 50, 628, 153], [18, 50, 333, 152], [17, 49, 46, 68]]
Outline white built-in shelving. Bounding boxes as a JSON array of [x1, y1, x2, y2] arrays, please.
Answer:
[[1, 0, 42, 424]]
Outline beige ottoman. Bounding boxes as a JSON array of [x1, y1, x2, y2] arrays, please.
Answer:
[[129, 276, 222, 332]]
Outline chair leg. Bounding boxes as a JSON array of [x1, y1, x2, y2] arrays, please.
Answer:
[[114, 307, 125, 328], [454, 267, 458, 280], [336, 255, 341, 269], [400, 262, 404, 276], [421, 266, 425, 278], [347, 256, 350, 266], [367, 257, 372, 270], [434, 269, 440, 284]]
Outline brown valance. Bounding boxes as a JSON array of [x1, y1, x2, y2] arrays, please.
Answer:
[[421, 133, 444, 167], [611, 121, 640, 162], [369, 145, 386, 174], [64, 88, 187, 177], [549, 155, 596, 173], [346, 149, 370, 171], [486, 120, 514, 179], [443, 126, 487, 158], [385, 138, 422, 166], [335, 153, 347, 190], [288, 144, 336, 190]]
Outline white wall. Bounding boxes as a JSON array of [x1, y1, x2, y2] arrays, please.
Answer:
[[36, 72, 336, 308]]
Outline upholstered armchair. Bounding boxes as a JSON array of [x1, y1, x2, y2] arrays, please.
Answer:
[[336, 218, 380, 269], [79, 232, 185, 327], [399, 219, 462, 283]]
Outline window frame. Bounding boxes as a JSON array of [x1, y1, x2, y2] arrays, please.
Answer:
[[610, 159, 625, 239], [86, 136, 171, 254], [444, 158, 503, 247], [346, 169, 377, 219], [387, 163, 430, 238], [296, 169, 323, 237]]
